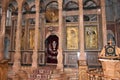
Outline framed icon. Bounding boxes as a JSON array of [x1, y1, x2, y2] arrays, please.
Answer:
[[67, 26, 79, 50], [84, 25, 98, 50]]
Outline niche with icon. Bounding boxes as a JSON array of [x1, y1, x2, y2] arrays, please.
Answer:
[[45, 35, 58, 64]]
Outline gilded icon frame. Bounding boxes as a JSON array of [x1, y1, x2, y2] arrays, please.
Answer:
[[66, 26, 79, 50], [84, 25, 98, 50]]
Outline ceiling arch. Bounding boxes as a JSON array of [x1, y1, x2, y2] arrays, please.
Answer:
[[83, 0, 99, 9], [64, 1, 79, 11]]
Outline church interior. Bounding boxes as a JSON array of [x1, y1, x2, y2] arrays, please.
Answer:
[[0, 0, 120, 80]]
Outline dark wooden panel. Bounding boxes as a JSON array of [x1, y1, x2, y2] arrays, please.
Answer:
[[86, 51, 101, 68], [64, 52, 78, 67]]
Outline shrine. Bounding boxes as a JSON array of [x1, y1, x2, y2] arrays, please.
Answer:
[[0, 0, 120, 80]]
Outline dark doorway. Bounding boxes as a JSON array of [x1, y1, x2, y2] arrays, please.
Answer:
[[45, 35, 59, 64]]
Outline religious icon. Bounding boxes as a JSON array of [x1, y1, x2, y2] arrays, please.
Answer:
[[29, 29, 35, 49], [45, 8, 58, 23], [45, 2, 58, 23], [67, 27, 78, 50], [85, 26, 98, 50]]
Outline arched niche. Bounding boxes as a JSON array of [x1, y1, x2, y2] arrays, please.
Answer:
[[45, 34, 59, 64]]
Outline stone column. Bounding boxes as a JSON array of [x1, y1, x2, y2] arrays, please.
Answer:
[[0, 10, 6, 60], [101, 0, 107, 46], [13, 4, 22, 72], [57, 0, 63, 70], [78, 0, 88, 80], [32, 0, 40, 68]]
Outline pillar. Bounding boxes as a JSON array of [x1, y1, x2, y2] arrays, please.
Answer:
[[32, 0, 40, 68], [13, 3, 22, 72], [0, 10, 6, 60], [101, 0, 107, 46], [78, 0, 88, 80], [57, 0, 63, 70]]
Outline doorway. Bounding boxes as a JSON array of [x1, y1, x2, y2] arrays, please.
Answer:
[[45, 35, 59, 64]]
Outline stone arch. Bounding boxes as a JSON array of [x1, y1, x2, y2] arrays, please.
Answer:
[[46, 30, 59, 39], [44, 0, 57, 8], [45, 1, 58, 9]]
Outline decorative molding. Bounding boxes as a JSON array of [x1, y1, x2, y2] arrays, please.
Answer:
[[78, 60, 87, 66], [79, 66, 88, 80]]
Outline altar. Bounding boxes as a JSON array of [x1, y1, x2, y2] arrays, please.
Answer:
[[99, 59, 120, 79], [99, 40, 120, 79]]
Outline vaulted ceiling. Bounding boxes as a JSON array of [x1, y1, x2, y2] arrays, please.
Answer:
[[3, 0, 100, 12]]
